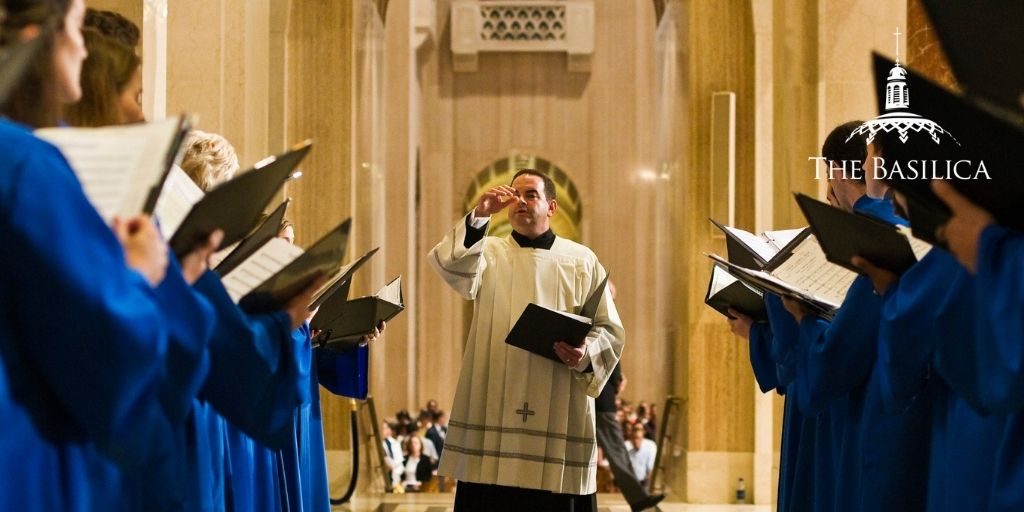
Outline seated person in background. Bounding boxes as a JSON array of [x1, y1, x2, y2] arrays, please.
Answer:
[[403, 436, 434, 492], [382, 421, 405, 489], [626, 424, 657, 488]]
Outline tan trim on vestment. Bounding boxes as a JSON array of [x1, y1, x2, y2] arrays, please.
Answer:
[[449, 420, 593, 444], [444, 443, 597, 469]]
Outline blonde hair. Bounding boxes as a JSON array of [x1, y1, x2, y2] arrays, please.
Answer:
[[180, 130, 239, 191]]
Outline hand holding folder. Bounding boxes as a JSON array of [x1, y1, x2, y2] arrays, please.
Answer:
[[504, 276, 608, 364]]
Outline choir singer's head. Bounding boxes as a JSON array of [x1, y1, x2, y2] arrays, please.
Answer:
[[1, 0, 88, 128]]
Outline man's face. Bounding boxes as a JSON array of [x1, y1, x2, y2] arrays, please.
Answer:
[[630, 428, 645, 449], [508, 174, 556, 237], [828, 162, 858, 213]]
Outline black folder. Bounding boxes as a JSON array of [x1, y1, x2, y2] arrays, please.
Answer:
[[169, 140, 312, 258], [308, 246, 380, 310], [704, 263, 767, 321], [794, 193, 919, 275], [920, 0, 1024, 119], [238, 218, 350, 314], [214, 198, 291, 276], [311, 275, 404, 351], [871, 54, 1024, 241], [504, 276, 608, 364]]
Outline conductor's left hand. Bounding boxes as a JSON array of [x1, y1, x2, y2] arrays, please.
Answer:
[[554, 340, 586, 369]]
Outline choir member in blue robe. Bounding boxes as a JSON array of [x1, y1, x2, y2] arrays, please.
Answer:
[[152, 133, 324, 511], [932, 179, 1024, 511], [786, 192, 930, 512], [0, 0, 206, 508], [858, 243, 1004, 512], [729, 294, 817, 512], [272, 221, 380, 512]]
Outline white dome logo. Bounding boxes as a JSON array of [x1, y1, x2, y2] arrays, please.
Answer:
[[848, 28, 959, 146]]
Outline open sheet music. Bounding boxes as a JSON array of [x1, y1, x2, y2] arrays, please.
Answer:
[[710, 219, 810, 269], [154, 165, 205, 240], [708, 233, 856, 316], [221, 238, 305, 303], [36, 117, 189, 223]]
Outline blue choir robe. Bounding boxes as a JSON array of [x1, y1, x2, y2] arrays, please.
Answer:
[[0, 120, 173, 511], [225, 325, 314, 512], [753, 295, 818, 512], [155, 270, 310, 511], [876, 248, 1003, 512], [117, 255, 218, 512], [792, 195, 929, 511], [971, 225, 1024, 511], [279, 325, 369, 512]]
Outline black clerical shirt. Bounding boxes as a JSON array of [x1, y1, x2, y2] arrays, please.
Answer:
[[463, 214, 556, 249]]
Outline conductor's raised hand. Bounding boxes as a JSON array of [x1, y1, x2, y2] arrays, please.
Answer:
[[285, 275, 329, 330], [359, 320, 386, 347], [180, 229, 224, 285], [474, 185, 518, 218], [113, 214, 168, 287], [932, 180, 994, 273], [553, 340, 587, 369], [726, 309, 754, 339]]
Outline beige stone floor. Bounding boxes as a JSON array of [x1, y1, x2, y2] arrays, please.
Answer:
[[330, 492, 771, 512]]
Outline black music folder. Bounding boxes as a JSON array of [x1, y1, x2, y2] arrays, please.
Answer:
[[794, 193, 922, 275], [504, 276, 608, 364], [311, 276, 404, 350], [215, 198, 291, 276], [308, 247, 380, 310], [238, 218, 351, 314], [704, 263, 767, 321], [709, 219, 810, 270], [871, 54, 1024, 243], [169, 140, 312, 258], [920, 0, 1024, 119]]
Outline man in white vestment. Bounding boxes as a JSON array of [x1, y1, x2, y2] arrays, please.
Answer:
[[428, 169, 625, 511]]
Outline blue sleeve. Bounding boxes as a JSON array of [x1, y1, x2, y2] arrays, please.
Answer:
[[192, 270, 308, 448], [153, 255, 215, 424], [970, 225, 1024, 412], [765, 294, 799, 387], [749, 323, 779, 393], [316, 344, 369, 399], [1, 135, 170, 451], [794, 276, 881, 415]]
